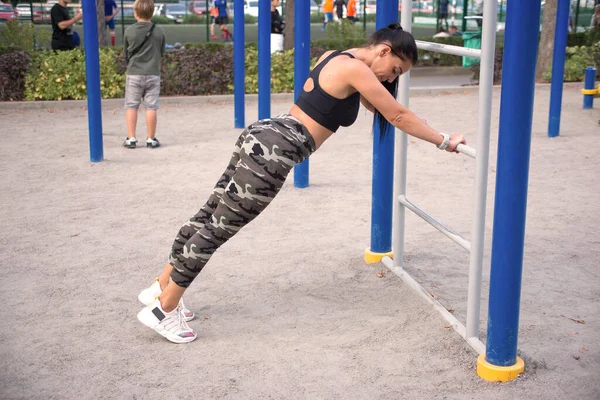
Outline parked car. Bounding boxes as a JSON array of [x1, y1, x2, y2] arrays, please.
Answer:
[[0, 3, 17, 22], [32, 5, 53, 23], [16, 3, 31, 20], [244, 0, 281, 17], [189, 0, 207, 16], [156, 2, 186, 23]]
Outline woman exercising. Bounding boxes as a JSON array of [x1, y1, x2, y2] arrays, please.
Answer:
[[137, 23, 466, 343]]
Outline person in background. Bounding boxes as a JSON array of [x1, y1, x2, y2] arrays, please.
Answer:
[[214, 0, 232, 41], [270, 0, 285, 53], [591, 5, 600, 30], [209, 3, 219, 39], [437, 0, 449, 31], [449, 24, 461, 37], [322, 0, 333, 31], [50, 0, 82, 51], [122, 0, 166, 149], [433, 27, 450, 38], [346, 0, 357, 23], [105, 0, 119, 47], [334, 0, 345, 23]]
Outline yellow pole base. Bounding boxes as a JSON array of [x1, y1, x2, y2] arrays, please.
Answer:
[[364, 248, 393, 264], [477, 354, 524, 382]]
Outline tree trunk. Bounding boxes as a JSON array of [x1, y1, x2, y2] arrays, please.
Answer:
[[283, 0, 294, 50], [97, 0, 106, 47], [536, 0, 557, 81]]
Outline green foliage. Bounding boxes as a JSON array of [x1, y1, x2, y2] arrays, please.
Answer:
[[161, 46, 233, 95], [0, 50, 30, 101], [543, 45, 599, 82], [244, 14, 258, 24], [25, 48, 125, 101], [325, 18, 367, 41], [567, 27, 600, 47], [151, 16, 176, 24], [0, 20, 51, 53], [183, 41, 229, 51], [244, 48, 317, 94], [311, 38, 365, 53], [182, 14, 207, 24]]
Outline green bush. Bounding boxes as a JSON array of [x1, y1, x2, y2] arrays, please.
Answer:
[[183, 42, 228, 51], [25, 48, 125, 100], [325, 18, 367, 41], [161, 46, 233, 95], [182, 14, 207, 24], [567, 28, 600, 47], [244, 14, 258, 24], [244, 47, 318, 94], [0, 20, 51, 52], [151, 16, 176, 24], [543, 45, 599, 82], [0, 50, 30, 101]]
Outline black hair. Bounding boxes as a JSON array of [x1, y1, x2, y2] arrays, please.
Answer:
[[366, 23, 418, 139]]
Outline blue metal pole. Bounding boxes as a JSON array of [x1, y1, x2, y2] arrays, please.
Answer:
[[583, 67, 596, 109], [293, 0, 311, 188], [548, 0, 570, 138], [258, 0, 271, 120], [82, 0, 103, 162], [369, 0, 398, 254], [485, 0, 541, 367], [234, 0, 245, 128]]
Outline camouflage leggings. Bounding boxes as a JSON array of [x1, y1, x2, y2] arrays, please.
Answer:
[[169, 115, 316, 288]]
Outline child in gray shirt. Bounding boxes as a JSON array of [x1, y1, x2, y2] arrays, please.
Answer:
[[123, 0, 166, 149]]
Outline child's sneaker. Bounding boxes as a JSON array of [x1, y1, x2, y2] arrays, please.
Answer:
[[138, 278, 195, 321], [137, 299, 197, 344], [123, 137, 137, 149], [146, 138, 160, 148]]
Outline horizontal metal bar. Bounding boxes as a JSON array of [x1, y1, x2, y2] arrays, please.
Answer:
[[398, 196, 471, 251], [416, 40, 482, 59], [381, 256, 485, 355], [456, 144, 476, 158]]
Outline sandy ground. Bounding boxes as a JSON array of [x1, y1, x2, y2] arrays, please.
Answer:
[[0, 86, 598, 400]]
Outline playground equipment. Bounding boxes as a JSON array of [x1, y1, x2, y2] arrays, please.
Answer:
[[233, 0, 311, 187], [77, 0, 547, 381], [548, 0, 571, 138], [582, 67, 598, 109], [367, 0, 544, 382], [82, 0, 104, 162]]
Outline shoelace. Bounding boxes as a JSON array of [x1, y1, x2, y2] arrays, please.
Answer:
[[161, 305, 191, 333]]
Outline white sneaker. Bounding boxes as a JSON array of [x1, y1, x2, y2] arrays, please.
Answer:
[[138, 279, 195, 322], [137, 299, 197, 344]]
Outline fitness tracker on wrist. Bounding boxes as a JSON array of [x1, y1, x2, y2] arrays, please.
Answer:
[[437, 133, 450, 150]]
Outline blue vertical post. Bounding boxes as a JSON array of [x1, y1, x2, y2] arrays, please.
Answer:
[[234, 0, 245, 128], [548, 0, 570, 138], [82, 0, 103, 162], [368, 0, 398, 257], [293, 0, 310, 188], [258, 0, 271, 120], [583, 67, 596, 109], [477, 0, 541, 382]]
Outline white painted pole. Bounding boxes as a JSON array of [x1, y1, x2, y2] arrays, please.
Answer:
[[465, 0, 497, 341], [382, 257, 486, 355], [392, 0, 413, 269], [416, 40, 482, 58], [399, 196, 472, 251]]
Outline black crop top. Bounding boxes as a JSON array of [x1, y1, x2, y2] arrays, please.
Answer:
[[295, 51, 361, 132]]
